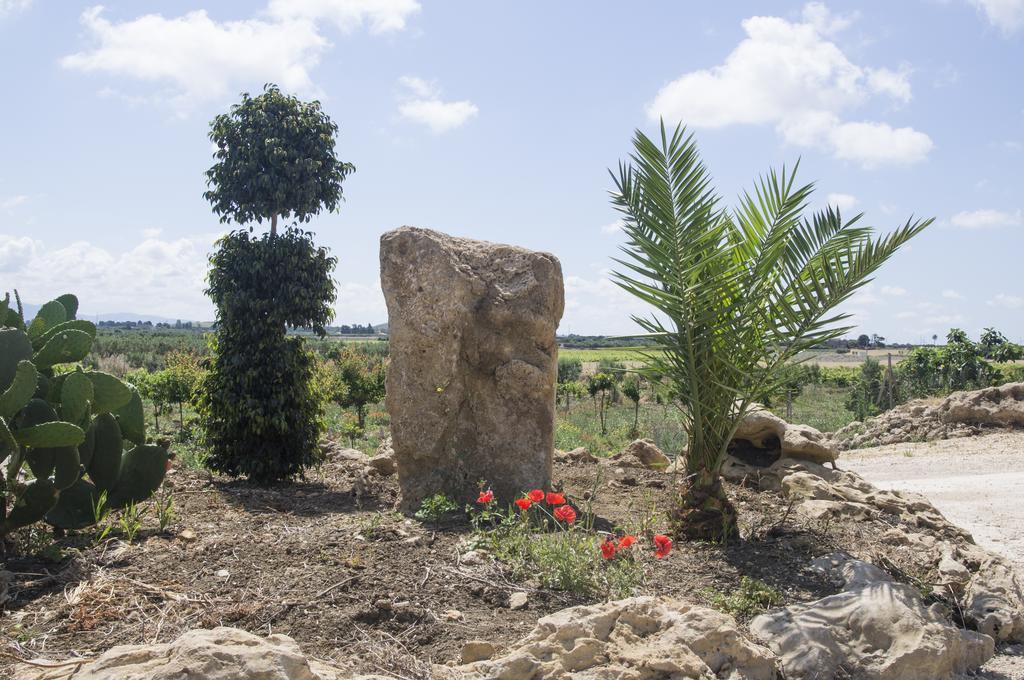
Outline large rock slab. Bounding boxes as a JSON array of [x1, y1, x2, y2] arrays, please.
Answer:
[[380, 227, 564, 509], [15, 627, 346, 679], [750, 553, 994, 680], [447, 596, 779, 679]]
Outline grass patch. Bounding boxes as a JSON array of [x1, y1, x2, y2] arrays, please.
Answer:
[[706, 576, 783, 619]]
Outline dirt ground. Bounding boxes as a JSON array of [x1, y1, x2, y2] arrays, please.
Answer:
[[1, 448, 946, 678], [843, 431, 1024, 680]]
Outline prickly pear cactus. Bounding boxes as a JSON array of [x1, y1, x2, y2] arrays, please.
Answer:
[[1, 290, 168, 538]]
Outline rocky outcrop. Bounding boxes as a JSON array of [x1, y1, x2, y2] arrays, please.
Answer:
[[612, 438, 672, 470], [728, 406, 837, 469], [445, 597, 779, 679], [829, 382, 1024, 450], [553, 446, 597, 464], [15, 627, 346, 679], [750, 553, 994, 680], [381, 228, 564, 509]]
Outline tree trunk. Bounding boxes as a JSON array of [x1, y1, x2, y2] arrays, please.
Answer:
[[357, 404, 366, 430], [669, 465, 737, 542], [271, 213, 279, 237]]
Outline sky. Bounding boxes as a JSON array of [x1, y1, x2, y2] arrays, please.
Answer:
[[0, 0, 1022, 342]]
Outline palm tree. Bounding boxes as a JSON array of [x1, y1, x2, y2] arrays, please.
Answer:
[[610, 123, 932, 541]]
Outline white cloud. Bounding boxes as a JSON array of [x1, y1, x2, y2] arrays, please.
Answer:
[[142, 227, 163, 238], [880, 285, 907, 296], [1, 194, 29, 211], [562, 272, 652, 335], [0, 234, 40, 270], [396, 76, 478, 133], [1, 233, 213, 319], [926, 313, 965, 325], [61, 1, 420, 114], [969, 0, 1024, 34], [942, 289, 966, 300], [0, 0, 31, 18], [894, 310, 918, 319], [801, 2, 858, 35], [950, 208, 1022, 229], [600, 220, 624, 235], [826, 192, 858, 212], [266, 0, 420, 34], [867, 66, 912, 104], [646, 3, 932, 168], [987, 293, 1024, 309]]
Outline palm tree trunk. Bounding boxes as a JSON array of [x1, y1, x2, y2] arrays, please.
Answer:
[[670, 443, 737, 541]]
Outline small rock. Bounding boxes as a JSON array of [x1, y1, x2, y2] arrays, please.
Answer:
[[215, 569, 230, 579], [509, 592, 528, 610], [443, 609, 464, 622], [460, 640, 496, 664], [178, 528, 197, 542], [461, 551, 485, 566]]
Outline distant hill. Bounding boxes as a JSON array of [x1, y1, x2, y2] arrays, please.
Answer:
[[12, 300, 189, 325]]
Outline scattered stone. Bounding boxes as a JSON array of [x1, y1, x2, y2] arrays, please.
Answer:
[[178, 528, 197, 542], [829, 382, 1024, 450], [380, 227, 564, 510], [460, 550, 485, 566], [215, 569, 230, 578], [460, 640, 496, 664], [751, 553, 994, 680], [368, 437, 397, 476], [508, 592, 528, 610], [14, 627, 344, 679], [449, 597, 778, 679], [612, 438, 671, 470], [553, 446, 597, 464], [443, 609, 465, 622]]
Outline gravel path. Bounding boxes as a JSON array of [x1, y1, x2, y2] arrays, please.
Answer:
[[842, 431, 1024, 679]]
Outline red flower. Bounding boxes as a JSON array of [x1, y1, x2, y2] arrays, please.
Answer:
[[553, 505, 576, 524], [545, 492, 566, 506], [600, 538, 617, 560], [653, 534, 673, 559], [527, 489, 545, 503], [514, 497, 533, 511], [618, 535, 637, 549], [477, 490, 494, 504]]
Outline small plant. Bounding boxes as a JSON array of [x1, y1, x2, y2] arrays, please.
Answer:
[[707, 576, 782, 619], [415, 493, 460, 525], [468, 483, 669, 599], [118, 501, 146, 542], [92, 490, 113, 543], [156, 487, 176, 533]]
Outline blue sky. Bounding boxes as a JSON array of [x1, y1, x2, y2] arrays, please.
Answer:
[[1, 0, 1021, 342]]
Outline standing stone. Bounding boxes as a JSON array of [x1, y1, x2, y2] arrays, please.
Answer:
[[380, 227, 564, 510]]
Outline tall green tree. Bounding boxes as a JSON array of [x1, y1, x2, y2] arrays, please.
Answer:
[[200, 84, 353, 482], [611, 123, 931, 540]]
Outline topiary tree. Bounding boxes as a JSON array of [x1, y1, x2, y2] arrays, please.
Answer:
[[199, 84, 352, 482], [205, 84, 355, 236]]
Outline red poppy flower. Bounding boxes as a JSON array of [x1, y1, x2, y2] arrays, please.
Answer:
[[545, 492, 566, 506], [600, 538, 617, 560], [527, 489, 545, 503], [553, 505, 576, 524], [514, 497, 533, 511], [618, 535, 637, 549], [477, 490, 494, 504], [653, 534, 672, 559]]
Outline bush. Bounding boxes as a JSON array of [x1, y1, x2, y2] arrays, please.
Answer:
[[200, 229, 336, 482], [557, 357, 583, 383]]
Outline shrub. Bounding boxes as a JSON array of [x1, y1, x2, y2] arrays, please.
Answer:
[[557, 357, 583, 383], [707, 576, 782, 619]]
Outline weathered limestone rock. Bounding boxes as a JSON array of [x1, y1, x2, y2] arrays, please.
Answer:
[[829, 382, 1024, 450], [612, 438, 671, 470], [729, 406, 838, 467], [15, 627, 345, 680], [750, 553, 994, 680], [553, 446, 597, 464], [381, 227, 564, 509], [447, 597, 779, 679]]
